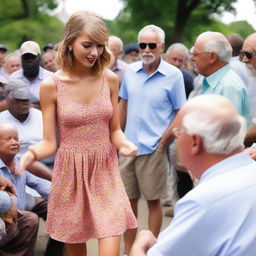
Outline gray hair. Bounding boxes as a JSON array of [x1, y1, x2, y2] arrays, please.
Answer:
[[138, 25, 165, 43], [166, 43, 189, 56], [182, 110, 246, 155], [108, 35, 124, 50], [4, 53, 21, 62], [197, 31, 232, 62]]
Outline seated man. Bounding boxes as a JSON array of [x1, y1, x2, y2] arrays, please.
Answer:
[[131, 94, 256, 256], [0, 175, 39, 256], [0, 123, 64, 256], [0, 79, 52, 180]]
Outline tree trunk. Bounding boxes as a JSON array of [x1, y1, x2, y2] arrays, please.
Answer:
[[20, 0, 30, 18], [170, 0, 201, 44]]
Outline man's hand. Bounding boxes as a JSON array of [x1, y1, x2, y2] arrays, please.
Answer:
[[130, 230, 157, 256], [2, 202, 18, 230], [0, 176, 16, 195]]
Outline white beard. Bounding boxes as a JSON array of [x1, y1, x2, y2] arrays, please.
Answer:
[[140, 53, 155, 65], [245, 63, 256, 77]]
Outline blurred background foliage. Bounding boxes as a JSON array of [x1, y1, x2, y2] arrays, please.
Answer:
[[0, 0, 255, 51], [107, 0, 256, 48], [0, 0, 63, 51]]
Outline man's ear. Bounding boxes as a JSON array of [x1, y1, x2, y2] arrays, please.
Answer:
[[160, 43, 165, 53], [191, 134, 202, 155], [209, 52, 218, 64]]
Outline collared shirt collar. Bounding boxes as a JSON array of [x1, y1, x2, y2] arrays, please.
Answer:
[[0, 158, 5, 169], [204, 64, 231, 88], [0, 157, 19, 173], [200, 152, 254, 183], [134, 58, 168, 76]]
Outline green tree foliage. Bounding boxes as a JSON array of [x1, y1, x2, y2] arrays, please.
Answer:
[[228, 21, 255, 39], [0, 0, 63, 51], [108, 0, 256, 47]]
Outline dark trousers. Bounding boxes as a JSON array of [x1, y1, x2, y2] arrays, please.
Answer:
[[176, 171, 193, 198], [0, 210, 39, 256], [31, 199, 64, 256]]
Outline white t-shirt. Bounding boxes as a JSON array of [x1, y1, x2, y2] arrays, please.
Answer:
[[0, 108, 43, 157]]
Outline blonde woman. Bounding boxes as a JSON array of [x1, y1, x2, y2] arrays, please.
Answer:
[[19, 11, 137, 256]]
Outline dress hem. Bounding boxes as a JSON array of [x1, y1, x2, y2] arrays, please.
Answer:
[[47, 224, 138, 244]]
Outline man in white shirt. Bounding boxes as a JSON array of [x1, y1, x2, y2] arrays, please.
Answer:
[[10, 41, 52, 99]]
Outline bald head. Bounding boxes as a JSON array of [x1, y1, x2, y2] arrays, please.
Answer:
[[0, 123, 17, 134], [0, 123, 19, 158]]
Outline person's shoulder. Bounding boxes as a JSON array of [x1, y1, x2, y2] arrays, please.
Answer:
[[160, 60, 183, 77], [9, 69, 23, 79], [105, 69, 118, 90], [0, 110, 10, 121], [30, 107, 42, 116], [40, 74, 57, 89], [40, 67, 54, 76]]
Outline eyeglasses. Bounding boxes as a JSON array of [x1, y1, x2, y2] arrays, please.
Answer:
[[139, 43, 158, 50], [240, 51, 256, 60], [172, 127, 186, 138], [190, 51, 211, 56]]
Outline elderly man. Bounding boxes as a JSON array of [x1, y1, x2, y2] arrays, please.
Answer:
[[1, 53, 21, 79], [10, 41, 52, 99], [0, 123, 64, 256], [190, 31, 251, 124], [108, 35, 128, 86], [42, 51, 57, 73], [119, 24, 186, 255], [130, 94, 256, 256], [123, 43, 140, 64], [165, 43, 194, 98], [241, 32, 256, 145], [0, 80, 52, 180], [0, 175, 39, 256]]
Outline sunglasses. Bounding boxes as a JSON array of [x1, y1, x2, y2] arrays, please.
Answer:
[[240, 51, 256, 59], [139, 43, 158, 50]]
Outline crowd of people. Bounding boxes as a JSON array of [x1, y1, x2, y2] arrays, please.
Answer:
[[0, 9, 256, 256]]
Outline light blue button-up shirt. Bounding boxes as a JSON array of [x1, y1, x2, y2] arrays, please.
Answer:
[[119, 60, 186, 155], [148, 152, 256, 256], [0, 158, 51, 210], [200, 64, 251, 125]]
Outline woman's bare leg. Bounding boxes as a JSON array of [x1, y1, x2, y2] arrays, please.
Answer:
[[98, 235, 121, 256]]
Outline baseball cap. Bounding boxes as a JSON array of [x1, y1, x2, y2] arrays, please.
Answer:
[[5, 79, 32, 100], [0, 44, 8, 52], [20, 41, 41, 56], [124, 43, 139, 54]]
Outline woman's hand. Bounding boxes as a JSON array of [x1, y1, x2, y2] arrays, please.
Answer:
[[17, 150, 36, 176], [119, 140, 138, 157]]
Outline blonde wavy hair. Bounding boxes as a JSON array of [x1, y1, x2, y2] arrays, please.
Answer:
[[56, 10, 111, 75]]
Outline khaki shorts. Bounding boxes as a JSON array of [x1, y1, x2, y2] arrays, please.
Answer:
[[119, 149, 168, 200]]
